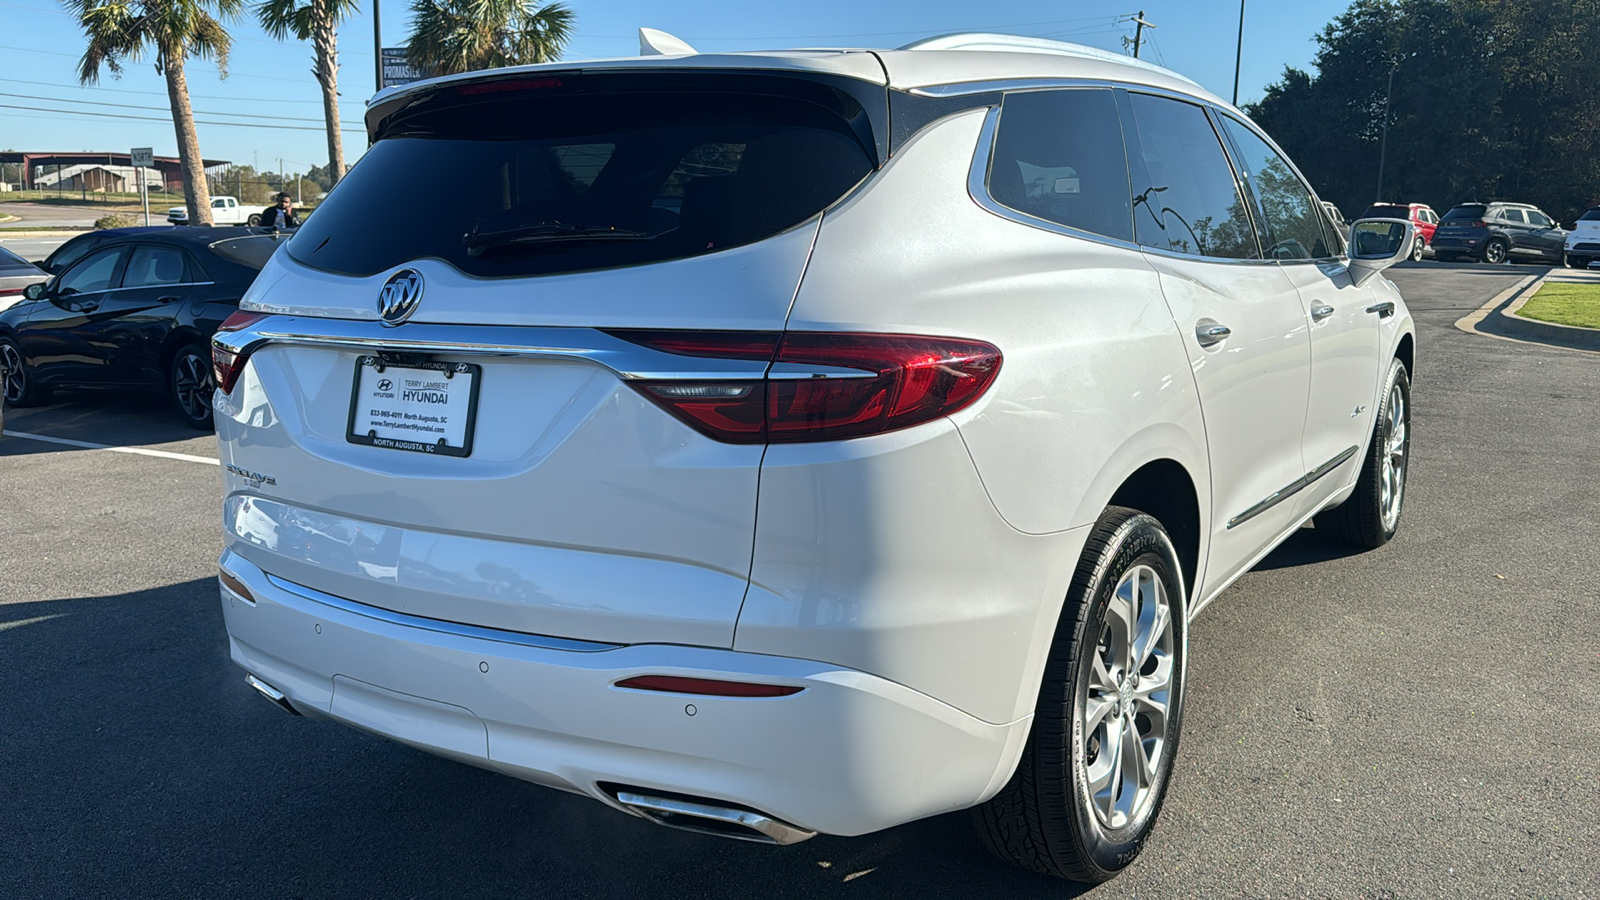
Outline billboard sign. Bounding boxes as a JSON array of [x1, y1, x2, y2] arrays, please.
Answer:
[[381, 48, 427, 89]]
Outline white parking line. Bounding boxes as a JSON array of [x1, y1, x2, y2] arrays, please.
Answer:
[[3, 430, 220, 466]]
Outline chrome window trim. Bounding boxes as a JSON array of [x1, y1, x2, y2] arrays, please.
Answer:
[[1227, 445, 1359, 530], [264, 572, 624, 653]]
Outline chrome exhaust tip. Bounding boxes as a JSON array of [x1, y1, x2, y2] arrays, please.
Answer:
[[245, 673, 301, 716], [612, 789, 816, 845]]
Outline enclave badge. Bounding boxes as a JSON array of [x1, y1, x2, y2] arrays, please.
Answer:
[[378, 269, 424, 326]]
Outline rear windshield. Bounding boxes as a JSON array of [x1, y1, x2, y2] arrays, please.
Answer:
[[1579, 208, 1600, 222], [289, 77, 878, 278], [209, 235, 283, 270], [1363, 205, 1410, 219], [1442, 205, 1487, 222], [0, 246, 32, 268]]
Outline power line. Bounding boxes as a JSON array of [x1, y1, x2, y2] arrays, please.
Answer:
[[0, 102, 365, 132], [0, 90, 364, 126], [0, 75, 332, 105]]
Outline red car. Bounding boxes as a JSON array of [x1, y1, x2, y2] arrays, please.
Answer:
[[1362, 202, 1438, 260]]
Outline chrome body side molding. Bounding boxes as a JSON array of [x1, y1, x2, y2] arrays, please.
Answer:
[[1226, 445, 1359, 530]]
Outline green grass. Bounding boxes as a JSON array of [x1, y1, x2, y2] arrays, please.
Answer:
[[1517, 282, 1600, 330]]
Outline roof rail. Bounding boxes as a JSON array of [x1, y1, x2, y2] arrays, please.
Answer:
[[898, 32, 1202, 89]]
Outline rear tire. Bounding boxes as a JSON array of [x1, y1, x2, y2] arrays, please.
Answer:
[[168, 344, 215, 430], [1315, 357, 1410, 549], [1566, 252, 1588, 269], [973, 506, 1187, 883], [246, 214, 262, 227], [1, 338, 50, 407], [1482, 238, 1508, 264]]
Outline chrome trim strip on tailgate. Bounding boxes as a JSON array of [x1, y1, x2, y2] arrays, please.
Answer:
[[263, 572, 624, 653]]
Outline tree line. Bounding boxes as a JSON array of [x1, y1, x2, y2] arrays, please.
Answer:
[[67, 0, 574, 225], [1249, 0, 1600, 226]]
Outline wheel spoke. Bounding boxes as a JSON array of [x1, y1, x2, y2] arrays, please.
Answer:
[[1106, 577, 1137, 677], [1084, 694, 1116, 734], [1089, 651, 1117, 694], [1134, 594, 1170, 672]]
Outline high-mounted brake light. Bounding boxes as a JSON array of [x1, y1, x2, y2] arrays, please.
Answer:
[[615, 675, 804, 698], [605, 331, 1002, 444], [455, 77, 564, 96], [212, 310, 269, 395]]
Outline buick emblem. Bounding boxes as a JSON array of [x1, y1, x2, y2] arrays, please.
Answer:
[[378, 269, 424, 326]]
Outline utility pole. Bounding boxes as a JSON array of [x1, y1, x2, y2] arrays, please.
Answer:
[[373, 0, 383, 92], [1232, 0, 1245, 106], [1130, 11, 1156, 59], [1375, 67, 1395, 201]]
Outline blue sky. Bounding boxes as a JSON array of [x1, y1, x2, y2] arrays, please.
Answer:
[[0, 0, 1352, 177]]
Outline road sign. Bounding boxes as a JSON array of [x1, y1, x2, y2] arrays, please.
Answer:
[[130, 147, 153, 168], [381, 48, 426, 89]]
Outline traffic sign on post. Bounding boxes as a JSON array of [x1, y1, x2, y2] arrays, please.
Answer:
[[131, 147, 153, 225]]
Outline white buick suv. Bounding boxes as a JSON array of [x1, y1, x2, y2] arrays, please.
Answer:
[[212, 33, 1416, 882]]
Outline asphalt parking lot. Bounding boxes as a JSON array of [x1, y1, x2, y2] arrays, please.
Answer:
[[2, 262, 1596, 899]]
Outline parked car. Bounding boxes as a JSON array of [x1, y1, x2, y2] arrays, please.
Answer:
[[168, 196, 260, 226], [0, 227, 283, 428], [209, 34, 1416, 884], [0, 245, 50, 310], [1322, 200, 1348, 232], [1432, 201, 1567, 263], [1564, 207, 1600, 269], [1361, 202, 1436, 260], [29, 225, 175, 275]]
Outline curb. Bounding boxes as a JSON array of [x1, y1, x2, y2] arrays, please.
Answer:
[[0, 215, 18, 224], [1454, 269, 1600, 353]]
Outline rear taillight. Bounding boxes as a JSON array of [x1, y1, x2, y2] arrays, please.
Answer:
[[0, 288, 22, 297], [606, 331, 1002, 443], [212, 310, 269, 394]]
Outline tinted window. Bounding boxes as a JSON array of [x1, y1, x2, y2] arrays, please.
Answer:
[[1125, 93, 1257, 259], [1526, 209, 1552, 227], [987, 89, 1132, 242], [1443, 205, 1487, 222], [210, 236, 281, 271], [56, 247, 122, 295], [1501, 209, 1526, 224], [1422, 209, 1437, 224], [46, 234, 102, 272], [0, 246, 30, 268], [290, 84, 875, 278], [1364, 205, 1411, 219], [122, 245, 189, 287], [1579, 208, 1600, 222], [1220, 117, 1335, 260]]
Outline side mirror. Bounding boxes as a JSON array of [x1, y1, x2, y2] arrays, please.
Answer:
[[1347, 218, 1415, 287], [23, 282, 46, 301]]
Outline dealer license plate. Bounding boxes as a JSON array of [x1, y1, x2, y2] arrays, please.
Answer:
[[346, 356, 481, 457]]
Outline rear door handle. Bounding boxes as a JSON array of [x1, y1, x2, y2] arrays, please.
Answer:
[[1310, 304, 1335, 321], [1195, 319, 1231, 347], [1365, 302, 1396, 319]]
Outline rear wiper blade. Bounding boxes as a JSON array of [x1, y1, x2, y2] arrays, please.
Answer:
[[464, 222, 651, 256]]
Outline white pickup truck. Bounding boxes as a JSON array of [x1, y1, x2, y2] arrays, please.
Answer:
[[167, 196, 260, 226]]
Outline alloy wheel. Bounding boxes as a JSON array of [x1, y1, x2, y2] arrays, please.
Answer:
[[1485, 241, 1506, 264], [1380, 379, 1408, 531], [1083, 564, 1175, 830], [2, 343, 25, 404], [173, 350, 214, 421]]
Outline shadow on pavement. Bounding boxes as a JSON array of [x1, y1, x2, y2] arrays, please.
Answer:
[[1249, 524, 1365, 572], [0, 579, 1092, 899], [1, 391, 214, 457]]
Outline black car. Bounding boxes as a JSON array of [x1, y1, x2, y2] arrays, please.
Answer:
[[0, 227, 283, 428], [29, 225, 178, 275], [1432, 201, 1568, 264]]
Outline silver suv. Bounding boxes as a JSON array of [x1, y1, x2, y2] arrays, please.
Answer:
[[211, 32, 1416, 882]]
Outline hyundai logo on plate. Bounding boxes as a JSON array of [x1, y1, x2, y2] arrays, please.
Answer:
[[378, 269, 424, 326]]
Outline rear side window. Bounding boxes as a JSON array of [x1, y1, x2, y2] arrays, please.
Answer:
[[289, 83, 876, 278], [1219, 117, 1336, 260], [122, 245, 190, 287], [1124, 93, 1258, 260], [987, 89, 1133, 242], [1501, 209, 1526, 224]]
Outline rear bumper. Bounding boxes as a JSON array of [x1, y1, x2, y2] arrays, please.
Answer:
[[219, 549, 1029, 837]]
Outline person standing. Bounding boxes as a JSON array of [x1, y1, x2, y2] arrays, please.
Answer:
[[260, 192, 300, 229]]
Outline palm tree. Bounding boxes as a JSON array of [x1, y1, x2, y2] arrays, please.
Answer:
[[66, 0, 242, 226], [405, 0, 573, 76], [255, 0, 357, 186]]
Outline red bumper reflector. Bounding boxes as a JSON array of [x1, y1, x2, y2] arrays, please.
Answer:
[[212, 310, 269, 394], [615, 675, 804, 698]]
